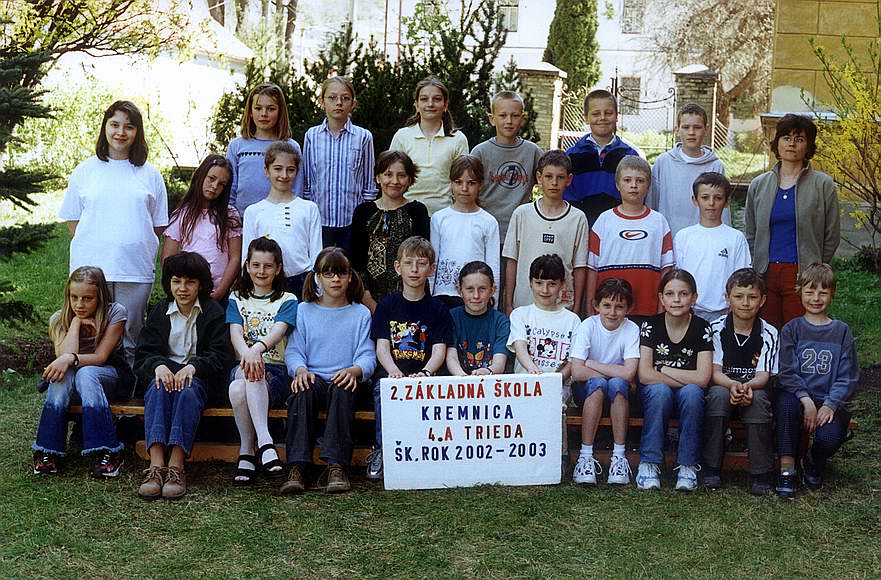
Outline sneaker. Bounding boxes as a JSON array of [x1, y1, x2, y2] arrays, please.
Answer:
[[324, 464, 351, 494], [636, 462, 662, 490], [366, 448, 383, 481], [674, 464, 700, 491], [750, 472, 773, 496], [702, 467, 722, 491], [92, 452, 124, 478], [161, 466, 187, 500], [573, 455, 602, 485], [801, 452, 823, 490], [33, 451, 59, 475], [138, 466, 165, 501], [280, 465, 306, 495], [607, 455, 632, 485], [776, 470, 798, 499]]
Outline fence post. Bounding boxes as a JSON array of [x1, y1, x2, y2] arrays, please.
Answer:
[[673, 65, 720, 147], [518, 63, 567, 150]]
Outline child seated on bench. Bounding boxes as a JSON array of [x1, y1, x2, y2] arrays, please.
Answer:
[[134, 252, 231, 500], [775, 263, 859, 498], [32, 266, 134, 478]]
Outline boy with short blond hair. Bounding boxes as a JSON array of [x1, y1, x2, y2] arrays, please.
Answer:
[[503, 150, 588, 316], [703, 268, 778, 494], [673, 172, 751, 322], [368, 236, 454, 482], [775, 263, 859, 498], [648, 103, 728, 237], [586, 155, 674, 318], [564, 89, 642, 226]]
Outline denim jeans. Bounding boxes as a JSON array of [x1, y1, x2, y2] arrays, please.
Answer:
[[33, 366, 123, 456], [639, 383, 704, 465], [572, 376, 630, 407], [285, 375, 356, 466], [373, 377, 383, 447], [774, 390, 851, 469], [144, 377, 207, 455]]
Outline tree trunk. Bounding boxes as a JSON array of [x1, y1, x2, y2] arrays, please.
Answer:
[[285, 0, 298, 58]]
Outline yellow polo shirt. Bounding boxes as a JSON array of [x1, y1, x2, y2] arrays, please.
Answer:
[[389, 124, 469, 216]]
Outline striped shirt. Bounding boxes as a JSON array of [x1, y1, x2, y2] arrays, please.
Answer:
[[710, 314, 779, 382], [302, 118, 377, 227]]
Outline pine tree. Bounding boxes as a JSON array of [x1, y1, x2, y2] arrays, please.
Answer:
[[486, 56, 540, 144], [543, 0, 601, 91], [0, 49, 56, 323]]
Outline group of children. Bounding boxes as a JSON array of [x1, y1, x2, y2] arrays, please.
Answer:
[[31, 77, 859, 502]]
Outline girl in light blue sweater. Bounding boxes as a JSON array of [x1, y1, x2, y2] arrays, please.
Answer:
[[281, 247, 375, 494]]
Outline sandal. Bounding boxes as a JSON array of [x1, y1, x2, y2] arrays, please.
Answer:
[[233, 454, 257, 485], [258, 443, 284, 479]]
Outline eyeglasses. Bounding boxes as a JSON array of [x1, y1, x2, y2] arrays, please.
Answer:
[[319, 271, 349, 279]]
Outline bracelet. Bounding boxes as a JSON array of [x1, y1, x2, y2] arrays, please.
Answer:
[[255, 340, 269, 352], [420, 368, 433, 376], [70, 353, 80, 367]]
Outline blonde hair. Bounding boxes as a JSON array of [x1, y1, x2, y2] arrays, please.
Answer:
[[50, 267, 113, 351], [321, 76, 356, 101], [396, 235, 436, 264]]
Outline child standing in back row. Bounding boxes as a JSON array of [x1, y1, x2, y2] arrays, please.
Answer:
[[503, 150, 588, 316], [587, 156, 674, 318], [430, 155, 500, 309], [648, 104, 728, 237], [390, 77, 469, 216], [227, 83, 305, 216], [302, 76, 377, 250], [242, 141, 322, 298]]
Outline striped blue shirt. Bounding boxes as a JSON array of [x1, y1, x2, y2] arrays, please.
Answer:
[[302, 118, 377, 227]]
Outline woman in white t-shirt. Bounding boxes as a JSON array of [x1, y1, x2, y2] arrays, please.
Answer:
[[59, 100, 169, 365]]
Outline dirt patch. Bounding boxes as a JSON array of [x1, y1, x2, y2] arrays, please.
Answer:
[[0, 339, 54, 373]]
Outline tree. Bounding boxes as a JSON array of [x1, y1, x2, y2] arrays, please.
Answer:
[[0, 49, 56, 322], [648, 0, 774, 125], [543, 0, 600, 91], [805, 14, 881, 273]]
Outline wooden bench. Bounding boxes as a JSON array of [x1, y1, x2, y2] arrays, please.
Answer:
[[68, 402, 857, 470]]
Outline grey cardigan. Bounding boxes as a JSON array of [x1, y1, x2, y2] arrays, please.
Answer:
[[744, 162, 840, 274]]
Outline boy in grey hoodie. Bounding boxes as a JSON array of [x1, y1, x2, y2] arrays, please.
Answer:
[[648, 104, 728, 237]]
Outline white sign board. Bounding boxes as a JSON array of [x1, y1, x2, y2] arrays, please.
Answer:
[[380, 373, 563, 490]]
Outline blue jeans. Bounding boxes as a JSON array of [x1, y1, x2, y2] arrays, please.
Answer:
[[774, 390, 851, 469], [373, 377, 383, 447], [639, 383, 704, 465], [144, 377, 207, 455], [33, 366, 123, 456], [572, 377, 630, 407]]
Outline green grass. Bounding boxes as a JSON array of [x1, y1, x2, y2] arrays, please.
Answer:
[[830, 259, 881, 366], [1, 372, 879, 577]]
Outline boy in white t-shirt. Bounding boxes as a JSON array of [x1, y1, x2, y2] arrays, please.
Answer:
[[673, 172, 751, 321], [570, 278, 641, 485], [507, 254, 581, 474]]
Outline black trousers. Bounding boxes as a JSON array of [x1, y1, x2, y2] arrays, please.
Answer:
[[285, 375, 356, 466]]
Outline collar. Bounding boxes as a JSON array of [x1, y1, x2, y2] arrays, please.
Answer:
[[319, 117, 353, 135], [586, 133, 620, 152], [167, 298, 202, 318]]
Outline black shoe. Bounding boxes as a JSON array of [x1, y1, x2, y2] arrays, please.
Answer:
[[776, 471, 798, 499], [801, 452, 824, 490], [702, 467, 722, 490], [750, 472, 773, 496]]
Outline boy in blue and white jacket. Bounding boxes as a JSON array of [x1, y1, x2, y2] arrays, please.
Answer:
[[774, 263, 859, 498]]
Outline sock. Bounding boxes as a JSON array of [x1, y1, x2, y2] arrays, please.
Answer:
[[613, 444, 626, 458], [780, 457, 796, 474], [579, 444, 593, 459]]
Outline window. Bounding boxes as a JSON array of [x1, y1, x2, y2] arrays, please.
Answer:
[[500, 0, 519, 32], [621, 0, 645, 34], [618, 76, 641, 115]]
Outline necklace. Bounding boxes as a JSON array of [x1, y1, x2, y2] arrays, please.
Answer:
[[733, 332, 750, 347]]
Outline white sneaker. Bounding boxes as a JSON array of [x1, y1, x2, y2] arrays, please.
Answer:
[[608, 454, 631, 485], [573, 455, 602, 485], [674, 464, 701, 491], [636, 462, 661, 490]]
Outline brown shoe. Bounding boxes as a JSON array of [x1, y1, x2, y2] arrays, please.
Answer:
[[325, 464, 351, 494], [280, 465, 306, 495], [138, 466, 165, 501], [162, 466, 187, 500]]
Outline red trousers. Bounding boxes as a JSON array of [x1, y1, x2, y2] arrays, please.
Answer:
[[762, 263, 805, 329]]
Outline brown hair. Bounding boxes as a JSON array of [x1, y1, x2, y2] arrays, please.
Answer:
[[583, 89, 617, 115], [615, 155, 651, 184], [536, 150, 572, 175], [594, 278, 634, 308], [235, 237, 287, 301], [95, 100, 149, 166], [725, 268, 767, 296], [404, 77, 458, 136], [658, 268, 697, 295], [375, 150, 419, 182], [241, 83, 292, 140], [50, 266, 114, 351], [321, 76, 356, 101], [797, 262, 836, 295], [771, 113, 817, 162], [169, 155, 239, 252], [692, 171, 732, 201], [161, 252, 214, 301], [302, 247, 365, 304], [676, 103, 709, 127], [264, 141, 300, 170], [449, 154, 485, 185], [396, 235, 435, 264]]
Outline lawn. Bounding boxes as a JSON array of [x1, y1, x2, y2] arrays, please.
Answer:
[[2, 217, 881, 577]]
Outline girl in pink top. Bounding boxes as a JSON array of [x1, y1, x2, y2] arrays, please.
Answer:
[[162, 155, 243, 300]]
